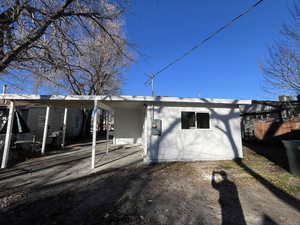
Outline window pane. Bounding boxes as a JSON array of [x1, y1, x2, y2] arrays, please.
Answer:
[[196, 113, 210, 129], [181, 112, 195, 129]]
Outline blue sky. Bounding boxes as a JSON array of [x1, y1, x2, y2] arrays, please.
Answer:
[[123, 0, 295, 100]]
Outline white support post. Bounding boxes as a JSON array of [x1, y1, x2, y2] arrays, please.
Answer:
[[106, 112, 109, 154], [142, 106, 149, 157], [61, 108, 68, 149], [41, 106, 50, 155], [91, 100, 98, 169], [1, 101, 15, 169]]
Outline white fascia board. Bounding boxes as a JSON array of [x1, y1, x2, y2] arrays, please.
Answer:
[[0, 94, 252, 105]]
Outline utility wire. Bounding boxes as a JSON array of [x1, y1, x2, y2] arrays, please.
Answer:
[[145, 0, 266, 85]]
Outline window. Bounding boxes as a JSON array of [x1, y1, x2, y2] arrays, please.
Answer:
[[196, 113, 210, 129], [181, 112, 195, 129], [181, 112, 210, 129]]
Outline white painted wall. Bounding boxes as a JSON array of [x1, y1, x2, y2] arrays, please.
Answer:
[[114, 107, 145, 145], [145, 103, 243, 162]]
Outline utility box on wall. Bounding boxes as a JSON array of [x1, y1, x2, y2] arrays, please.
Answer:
[[152, 119, 162, 136]]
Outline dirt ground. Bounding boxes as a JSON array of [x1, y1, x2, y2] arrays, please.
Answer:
[[0, 142, 299, 225]]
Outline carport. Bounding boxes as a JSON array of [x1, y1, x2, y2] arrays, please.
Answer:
[[0, 94, 146, 169]]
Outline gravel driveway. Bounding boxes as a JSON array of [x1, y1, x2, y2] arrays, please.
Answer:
[[0, 143, 299, 225]]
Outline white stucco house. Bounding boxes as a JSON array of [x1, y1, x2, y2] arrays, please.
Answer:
[[0, 94, 251, 168], [110, 96, 251, 162]]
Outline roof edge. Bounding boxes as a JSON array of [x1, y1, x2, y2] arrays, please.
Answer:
[[0, 94, 252, 105]]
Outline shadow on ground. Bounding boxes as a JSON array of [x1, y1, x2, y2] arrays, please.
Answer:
[[0, 163, 206, 225], [0, 157, 299, 225], [243, 141, 289, 171], [212, 170, 247, 225]]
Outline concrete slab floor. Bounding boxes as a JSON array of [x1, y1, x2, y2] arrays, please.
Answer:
[[0, 142, 144, 195]]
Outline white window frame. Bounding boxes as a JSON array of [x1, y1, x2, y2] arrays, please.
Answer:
[[181, 111, 211, 130]]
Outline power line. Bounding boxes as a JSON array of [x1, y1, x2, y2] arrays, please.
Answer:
[[145, 0, 266, 86]]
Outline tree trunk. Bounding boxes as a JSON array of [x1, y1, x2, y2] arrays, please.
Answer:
[[99, 111, 104, 135], [80, 108, 92, 137]]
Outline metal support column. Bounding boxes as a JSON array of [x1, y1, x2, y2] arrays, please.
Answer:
[[41, 106, 50, 155], [106, 112, 109, 154], [61, 108, 68, 149], [1, 101, 15, 169], [91, 100, 98, 169]]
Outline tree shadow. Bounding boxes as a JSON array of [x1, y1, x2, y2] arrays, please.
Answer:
[[148, 100, 242, 162], [262, 121, 280, 139], [243, 140, 289, 171], [0, 162, 189, 225], [235, 158, 300, 211], [0, 143, 142, 196]]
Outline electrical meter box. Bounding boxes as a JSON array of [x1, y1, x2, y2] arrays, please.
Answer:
[[152, 119, 162, 136]]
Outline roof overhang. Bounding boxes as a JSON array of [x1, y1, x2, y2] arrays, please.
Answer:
[[0, 94, 252, 109]]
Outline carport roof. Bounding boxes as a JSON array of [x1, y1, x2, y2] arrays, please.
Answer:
[[0, 94, 252, 108]]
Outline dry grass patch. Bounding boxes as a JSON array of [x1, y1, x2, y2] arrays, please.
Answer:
[[222, 146, 300, 197]]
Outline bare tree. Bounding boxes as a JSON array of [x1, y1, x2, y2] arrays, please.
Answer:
[[22, 2, 132, 136], [6, 1, 133, 136], [0, 0, 127, 74], [261, 4, 300, 94], [24, 13, 130, 95], [0, 1, 132, 136]]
